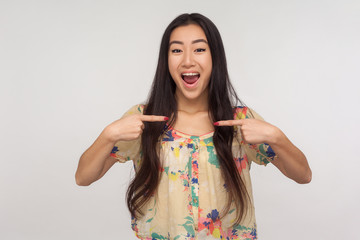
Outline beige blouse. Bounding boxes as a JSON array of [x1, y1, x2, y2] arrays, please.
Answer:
[[111, 104, 275, 240]]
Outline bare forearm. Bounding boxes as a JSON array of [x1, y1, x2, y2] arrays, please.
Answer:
[[75, 127, 116, 186], [75, 111, 167, 186], [269, 128, 312, 184], [215, 114, 311, 183]]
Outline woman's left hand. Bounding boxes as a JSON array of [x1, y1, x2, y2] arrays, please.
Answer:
[[215, 118, 312, 184], [214, 119, 281, 145]]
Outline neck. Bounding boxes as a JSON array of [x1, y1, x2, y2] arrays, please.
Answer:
[[175, 89, 209, 114]]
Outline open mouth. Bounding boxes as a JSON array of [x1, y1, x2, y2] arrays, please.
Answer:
[[181, 72, 200, 86]]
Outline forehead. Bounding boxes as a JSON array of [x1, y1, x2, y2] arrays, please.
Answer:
[[169, 24, 207, 42]]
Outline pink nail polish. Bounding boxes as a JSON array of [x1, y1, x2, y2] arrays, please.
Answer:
[[214, 122, 219, 126], [164, 117, 169, 121]]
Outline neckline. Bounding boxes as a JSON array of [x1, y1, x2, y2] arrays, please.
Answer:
[[165, 124, 214, 139]]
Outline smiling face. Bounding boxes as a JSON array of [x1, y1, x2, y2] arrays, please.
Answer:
[[168, 24, 212, 104]]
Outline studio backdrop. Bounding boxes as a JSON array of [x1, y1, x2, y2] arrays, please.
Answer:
[[1, 0, 359, 239]]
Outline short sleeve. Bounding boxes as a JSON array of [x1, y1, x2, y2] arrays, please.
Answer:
[[234, 106, 277, 166], [110, 104, 144, 163]]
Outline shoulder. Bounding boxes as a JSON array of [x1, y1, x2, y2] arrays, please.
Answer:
[[121, 104, 145, 118], [233, 106, 264, 121], [122, 104, 144, 118], [131, 104, 145, 114], [233, 106, 248, 120]]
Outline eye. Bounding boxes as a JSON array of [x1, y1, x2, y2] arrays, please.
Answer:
[[171, 49, 182, 53], [195, 48, 206, 53]]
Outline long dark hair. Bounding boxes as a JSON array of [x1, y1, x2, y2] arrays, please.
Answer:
[[126, 13, 250, 225]]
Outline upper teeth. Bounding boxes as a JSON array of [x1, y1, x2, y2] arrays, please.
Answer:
[[182, 73, 199, 76]]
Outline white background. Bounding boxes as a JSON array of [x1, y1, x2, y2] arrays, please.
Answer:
[[1, 0, 359, 239]]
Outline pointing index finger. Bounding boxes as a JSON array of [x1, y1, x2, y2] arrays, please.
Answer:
[[214, 120, 243, 126], [140, 115, 168, 122]]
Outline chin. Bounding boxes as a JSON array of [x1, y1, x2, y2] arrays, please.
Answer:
[[182, 91, 204, 101]]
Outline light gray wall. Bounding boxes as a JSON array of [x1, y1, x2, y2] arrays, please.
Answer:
[[1, 0, 359, 239]]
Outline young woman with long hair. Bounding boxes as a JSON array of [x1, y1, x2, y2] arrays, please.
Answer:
[[75, 13, 311, 240]]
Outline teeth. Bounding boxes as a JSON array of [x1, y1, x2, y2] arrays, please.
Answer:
[[182, 73, 199, 76]]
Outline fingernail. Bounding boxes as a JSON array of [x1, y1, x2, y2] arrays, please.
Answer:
[[213, 122, 219, 126], [164, 117, 169, 121]]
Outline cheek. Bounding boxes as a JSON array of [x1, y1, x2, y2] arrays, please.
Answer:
[[199, 55, 212, 70], [206, 55, 213, 71], [201, 57, 212, 86], [202, 58, 212, 77], [168, 57, 179, 77]]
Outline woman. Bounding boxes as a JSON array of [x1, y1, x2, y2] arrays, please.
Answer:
[[75, 13, 311, 240]]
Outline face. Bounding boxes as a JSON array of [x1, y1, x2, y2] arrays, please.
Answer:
[[168, 24, 212, 102]]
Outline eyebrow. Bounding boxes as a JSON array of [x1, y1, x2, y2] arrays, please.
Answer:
[[169, 39, 208, 46]]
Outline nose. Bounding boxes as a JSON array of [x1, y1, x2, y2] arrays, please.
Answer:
[[182, 50, 195, 68]]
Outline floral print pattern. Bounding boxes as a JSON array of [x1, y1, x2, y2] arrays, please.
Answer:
[[111, 105, 276, 239]]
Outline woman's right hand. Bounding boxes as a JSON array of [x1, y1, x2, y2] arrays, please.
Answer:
[[75, 114, 168, 186], [104, 114, 168, 142]]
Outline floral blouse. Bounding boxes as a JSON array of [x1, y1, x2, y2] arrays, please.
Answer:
[[111, 104, 276, 240]]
